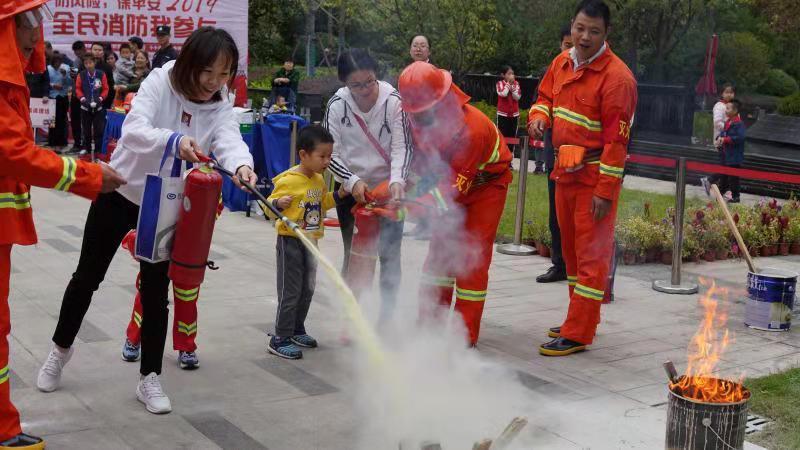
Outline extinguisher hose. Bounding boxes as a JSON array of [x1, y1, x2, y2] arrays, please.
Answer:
[[201, 158, 302, 233]]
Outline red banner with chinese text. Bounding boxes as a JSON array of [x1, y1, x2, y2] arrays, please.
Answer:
[[44, 0, 248, 74]]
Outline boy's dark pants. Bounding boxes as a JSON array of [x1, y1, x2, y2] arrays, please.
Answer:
[[710, 164, 741, 200], [275, 235, 317, 338], [81, 108, 106, 153]]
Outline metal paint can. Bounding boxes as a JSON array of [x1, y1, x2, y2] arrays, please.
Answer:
[[745, 268, 797, 331]]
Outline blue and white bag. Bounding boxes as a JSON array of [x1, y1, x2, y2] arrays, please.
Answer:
[[135, 132, 189, 263]]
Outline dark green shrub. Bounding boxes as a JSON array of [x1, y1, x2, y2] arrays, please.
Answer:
[[759, 69, 799, 97], [777, 92, 800, 116]]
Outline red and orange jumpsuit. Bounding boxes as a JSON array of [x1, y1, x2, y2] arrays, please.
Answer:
[[414, 103, 512, 345], [120, 231, 201, 352], [528, 44, 637, 345], [0, 18, 102, 441]]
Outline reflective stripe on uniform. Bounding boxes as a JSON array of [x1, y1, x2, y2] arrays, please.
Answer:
[[0, 192, 31, 210], [0, 366, 8, 384], [567, 275, 577, 287], [55, 156, 78, 192], [553, 107, 602, 132], [133, 311, 142, 327], [532, 104, 551, 119], [177, 321, 197, 336], [455, 286, 487, 302], [599, 163, 624, 179], [421, 273, 455, 288], [174, 286, 199, 302], [478, 127, 502, 170], [574, 283, 604, 301], [431, 188, 448, 212]]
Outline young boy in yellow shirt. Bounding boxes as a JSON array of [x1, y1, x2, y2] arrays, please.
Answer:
[[267, 125, 346, 359]]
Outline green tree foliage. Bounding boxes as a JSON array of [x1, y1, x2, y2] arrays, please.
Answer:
[[716, 32, 770, 91], [777, 92, 800, 116], [249, 0, 304, 65]]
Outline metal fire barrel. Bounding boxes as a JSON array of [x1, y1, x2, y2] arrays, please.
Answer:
[[745, 267, 797, 332], [665, 380, 750, 450]]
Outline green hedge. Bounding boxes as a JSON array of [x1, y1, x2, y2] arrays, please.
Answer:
[[759, 69, 799, 97], [778, 92, 800, 116]]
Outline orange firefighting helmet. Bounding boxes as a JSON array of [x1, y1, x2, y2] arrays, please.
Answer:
[[0, 0, 50, 86], [398, 61, 454, 113], [0, 0, 51, 23]]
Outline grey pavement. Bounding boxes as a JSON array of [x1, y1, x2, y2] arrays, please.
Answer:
[[7, 187, 799, 449]]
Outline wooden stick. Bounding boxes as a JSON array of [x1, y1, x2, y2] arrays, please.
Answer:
[[472, 439, 492, 450], [490, 417, 528, 450], [710, 184, 757, 273]]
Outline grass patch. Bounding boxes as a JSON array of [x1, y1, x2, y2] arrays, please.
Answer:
[[745, 368, 800, 449], [497, 173, 703, 240]]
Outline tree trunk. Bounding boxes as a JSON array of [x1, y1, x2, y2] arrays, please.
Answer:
[[337, 0, 346, 58], [305, 1, 318, 77]]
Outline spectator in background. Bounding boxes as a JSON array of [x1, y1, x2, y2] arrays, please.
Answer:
[[713, 83, 735, 142], [118, 50, 151, 94], [91, 42, 116, 108], [535, 23, 573, 284], [48, 51, 72, 151], [106, 51, 118, 75], [409, 35, 431, 63], [152, 25, 178, 69], [76, 53, 109, 154], [128, 36, 144, 53], [703, 99, 745, 203], [272, 58, 300, 107], [69, 40, 87, 152], [25, 55, 50, 144], [115, 43, 136, 85], [496, 65, 521, 153], [403, 34, 434, 240]]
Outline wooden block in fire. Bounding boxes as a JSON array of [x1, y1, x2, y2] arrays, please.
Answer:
[[472, 439, 492, 450], [490, 417, 528, 450]]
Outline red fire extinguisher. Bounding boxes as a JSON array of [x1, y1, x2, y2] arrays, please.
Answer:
[[345, 208, 381, 297], [168, 165, 223, 286]]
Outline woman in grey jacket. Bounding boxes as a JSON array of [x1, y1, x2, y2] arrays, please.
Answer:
[[324, 49, 412, 321]]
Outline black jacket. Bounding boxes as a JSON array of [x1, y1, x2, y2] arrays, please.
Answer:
[[152, 45, 178, 69]]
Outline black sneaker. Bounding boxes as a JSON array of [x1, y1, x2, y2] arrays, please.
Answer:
[[728, 198, 740, 204], [536, 266, 567, 283], [268, 336, 303, 359]]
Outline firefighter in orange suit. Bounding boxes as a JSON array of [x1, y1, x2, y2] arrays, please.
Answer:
[[0, 2, 125, 447], [398, 62, 512, 346], [528, 0, 636, 356]]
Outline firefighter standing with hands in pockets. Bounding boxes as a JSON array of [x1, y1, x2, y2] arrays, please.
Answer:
[[0, 1, 126, 448], [528, 0, 637, 356]]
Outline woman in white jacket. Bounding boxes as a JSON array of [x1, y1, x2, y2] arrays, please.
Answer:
[[37, 27, 256, 414], [324, 49, 412, 320]]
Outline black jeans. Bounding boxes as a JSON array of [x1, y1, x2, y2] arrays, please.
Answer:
[[547, 172, 565, 270], [336, 193, 403, 318], [81, 108, 106, 153], [710, 164, 741, 200], [48, 95, 69, 147], [53, 192, 171, 375]]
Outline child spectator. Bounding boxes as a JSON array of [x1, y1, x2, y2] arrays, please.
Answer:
[[266, 125, 346, 359], [706, 99, 745, 203], [115, 43, 136, 85], [272, 58, 300, 106], [76, 53, 109, 154], [267, 95, 289, 115], [47, 52, 72, 151], [118, 50, 151, 95], [713, 83, 735, 142], [496, 65, 521, 158]]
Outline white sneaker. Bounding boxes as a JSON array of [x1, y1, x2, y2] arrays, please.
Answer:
[[36, 346, 73, 392], [136, 373, 172, 414]]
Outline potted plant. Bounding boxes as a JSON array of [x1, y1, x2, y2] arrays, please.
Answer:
[[616, 220, 638, 265], [528, 221, 551, 258], [682, 224, 702, 263], [786, 219, 800, 254]]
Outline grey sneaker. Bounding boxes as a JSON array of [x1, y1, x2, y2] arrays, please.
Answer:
[[36, 345, 73, 392]]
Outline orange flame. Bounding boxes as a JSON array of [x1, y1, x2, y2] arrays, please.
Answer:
[[669, 281, 748, 403]]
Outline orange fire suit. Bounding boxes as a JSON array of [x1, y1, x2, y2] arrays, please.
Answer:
[[528, 44, 637, 345], [0, 17, 102, 441], [121, 231, 201, 352], [414, 103, 512, 345]]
